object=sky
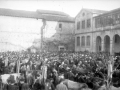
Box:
[0,0,120,17]
[0,0,120,50]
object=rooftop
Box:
[76,8,108,18]
[36,9,69,16]
[0,8,74,22]
[94,7,120,18]
[83,8,108,14]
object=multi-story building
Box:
[75,8,107,52]
[94,8,120,55]
[75,7,120,55]
[32,10,74,52]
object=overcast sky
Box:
[0,0,120,49]
[0,0,120,17]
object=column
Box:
[75,37,77,51]
[110,40,114,55]
[91,36,94,52]
[93,41,96,52]
[101,40,104,52]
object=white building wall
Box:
[0,15,42,51]
[55,22,74,39]
[75,9,94,52]
[52,22,75,51]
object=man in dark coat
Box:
[0,58,5,74]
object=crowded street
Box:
[0,0,120,90]
[0,51,120,90]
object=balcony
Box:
[113,24,120,29]
[103,26,114,31]
[95,27,104,31]
[95,23,120,31]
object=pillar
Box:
[101,40,104,52]
[94,40,97,52]
[110,40,114,55]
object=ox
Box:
[62,79,91,90]
[1,73,20,84]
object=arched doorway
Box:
[113,34,120,55]
[96,36,102,52]
[104,35,110,53]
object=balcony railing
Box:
[95,23,120,31]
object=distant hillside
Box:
[0,42,25,52]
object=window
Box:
[118,14,120,18]
[102,17,107,27]
[114,13,120,24]
[107,15,114,26]
[87,19,91,28]
[82,20,85,29]
[59,23,62,28]
[118,14,120,24]
[100,17,104,27]
[59,46,65,51]
[95,18,101,28]
[77,21,80,30]
[82,13,85,16]
[86,36,90,46]
[95,18,98,28]
[60,48,64,51]
[76,37,80,46]
[81,36,85,46]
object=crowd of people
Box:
[0,50,120,90]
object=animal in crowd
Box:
[1,73,20,84]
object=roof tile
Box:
[0,8,74,22]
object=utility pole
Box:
[41,19,47,84]
[41,19,46,53]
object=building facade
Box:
[94,8,120,55]
[75,8,106,52]
[75,8,120,55]
[52,21,75,51]
[0,8,74,52]
[0,8,43,51]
